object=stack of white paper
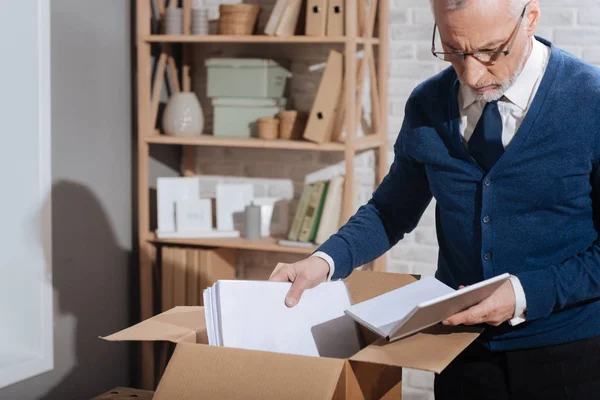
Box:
[203,280,363,358]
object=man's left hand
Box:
[443,280,516,327]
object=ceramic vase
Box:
[162,92,204,137]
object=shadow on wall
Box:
[38,181,133,399]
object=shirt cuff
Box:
[509,275,527,326]
[312,251,335,281]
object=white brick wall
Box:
[186,1,600,398]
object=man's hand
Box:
[442,280,516,327]
[268,256,330,308]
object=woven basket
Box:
[258,117,280,140]
[219,4,261,35]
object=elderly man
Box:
[270,0,600,398]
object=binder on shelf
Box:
[305,0,327,36]
[161,247,174,312]
[303,50,343,144]
[275,0,303,36]
[186,249,199,306]
[326,0,344,36]
[173,248,187,307]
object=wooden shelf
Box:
[149,234,317,255]
[144,34,380,45]
[135,0,390,389]
[145,133,384,152]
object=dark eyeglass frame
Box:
[430,2,529,63]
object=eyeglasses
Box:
[431,3,528,63]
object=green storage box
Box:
[205,58,291,98]
[212,97,287,138]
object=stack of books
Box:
[263,0,304,36]
[279,175,345,248]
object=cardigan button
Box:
[483,215,490,224]
[484,252,492,261]
[484,178,491,187]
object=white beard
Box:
[465,40,530,103]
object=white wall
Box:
[0,1,134,399]
[0,0,53,390]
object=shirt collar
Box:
[460,37,548,111]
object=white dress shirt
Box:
[313,37,550,328]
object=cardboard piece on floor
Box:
[92,387,154,400]
[102,271,482,399]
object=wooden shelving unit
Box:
[145,130,385,151]
[135,0,389,389]
[150,234,317,255]
[145,34,381,44]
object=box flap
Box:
[154,343,346,400]
[100,306,205,344]
[349,324,482,373]
[344,269,419,304]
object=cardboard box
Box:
[102,270,482,399]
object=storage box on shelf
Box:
[135,0,389,390]
[206,57,291,138]
[205,58,290,98]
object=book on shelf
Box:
[282,175,344,248]
[298,180,329,242]
[264,0,303,36]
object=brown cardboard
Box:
[103,306,205,343]
[103,271,482,399]
[350,324,482,374]
[155,343,345,400]
[92,387,154,400]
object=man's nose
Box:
[461,56,487,87]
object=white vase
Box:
[162,92,204,136]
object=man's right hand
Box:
[268,256,330,308]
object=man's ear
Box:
[525,1,540,37]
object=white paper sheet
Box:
[204,280,362,358]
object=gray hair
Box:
[430,0,529,19]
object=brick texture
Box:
[186,1,600,398]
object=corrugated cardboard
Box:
[103,270,482,399]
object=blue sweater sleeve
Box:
[515,162,600,321]
[315,114,433,280]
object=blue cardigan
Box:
[317,37,600,351]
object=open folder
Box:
[344,273,511,342]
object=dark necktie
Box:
[468,100,505,172]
